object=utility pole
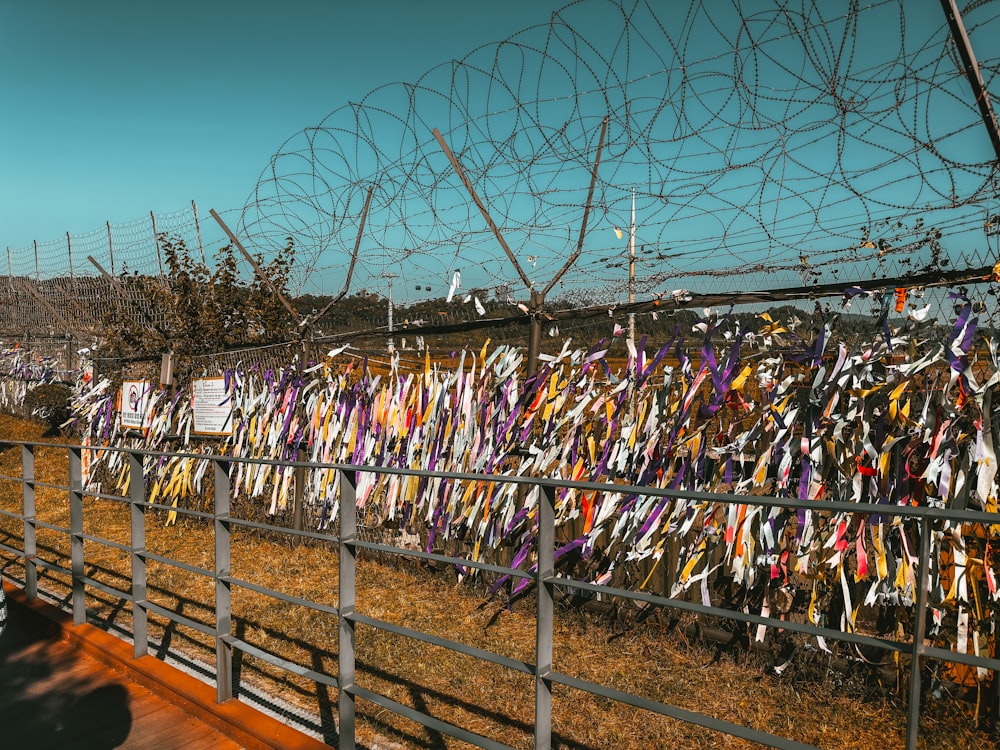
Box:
[628,188,636,348]
[383,272,398,352]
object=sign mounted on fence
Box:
[191,377,233,436]
[120,379,153,430]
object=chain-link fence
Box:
[1,203,248,340]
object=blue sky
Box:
[2,1,998,306]
[0,0,554,252]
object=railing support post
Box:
[535,484,555,750]
[338,469,358,750]
[21,445,37,599]
[214,459,233,703]
[129,452,148,658]
[906,516,932,749]
[69,445,85,625]
[292,447,306,542]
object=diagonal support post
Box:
[209,209,301,322]
[543,116,610,297]
[432,128,535,291]
[940,0,1000,162]
[308,183,375,327]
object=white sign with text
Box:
[191,377,233,435]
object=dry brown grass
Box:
[0,413,994,750]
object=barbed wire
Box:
[3,1,1000,340]
[0,204,249,338]
[240,0,1000,308]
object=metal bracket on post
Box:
[338,469,358,750]
[129,452,148,658]
[214,459,233,703]
[68,446,85,626]
[535,483,555,750]
[21,445,37,599]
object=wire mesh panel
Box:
[108,213,163,280]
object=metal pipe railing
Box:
[0,437,996,749]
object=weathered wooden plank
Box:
[0,594,244,750]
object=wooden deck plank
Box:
[2,585,332,750]
[0,601,244,749]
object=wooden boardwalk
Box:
[0,585,330,750]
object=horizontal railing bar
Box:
[254,523,337,544]
[80,574,131,603]
[77,531,131,554]
[350,685,514,750]
[140,551,214,580]
[353,540,533,581]
[14,439,1000,525]
[919,643,1000,672]
[549,670,821,750]
[553,576,910,655]
[6,436,999,750]
[350,613,535,676]
[222,515,277,534]
[220,575,340,617]
[142,599,215,636]
[221,635,339,688]
[225,515,339,544]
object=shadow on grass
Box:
[0,528,608,749]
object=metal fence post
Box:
[21,445,37,599]
[151,210,167,285]
[214,458,233,703]
[535,484,555,750]
[338,469,358,750]
[192,199,206,266]
[68,445,85,625]
[292,447,306,542]
[107,220,115,275]
[906,516,932,749]
[129,452,148,658]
